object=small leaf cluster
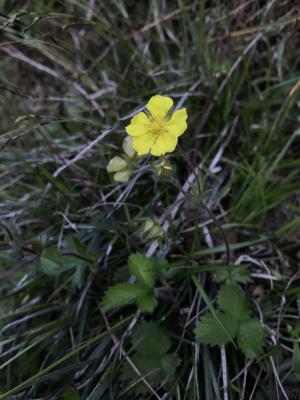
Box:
[195,284,265,358]
[215,265,251,284]
[120,322,180,395]
[102,253,157,312]
[38,235,96,289]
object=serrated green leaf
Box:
[120,322,179,396]
[129,253,155,288]
[161,353,181,374]
[195,312,238,345]
[215,266,251,284]
[39,248,78,276]
[192,275,233,341]
[61,387,80,400]
[72,265,85,289]
[101,283,144,311]
[237,318,265,358]
[120,353,161,382]
[218,284,250,319]
[66,234,85,256]
[113,264,130,283]
[215,269,230,283]
[132,322,171,356]
[232,266,251,283]
[137,292,157,312]
[120,352,180,395]
[291,322,300,338]
[293,343,300,374]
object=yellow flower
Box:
[125,95,188,156]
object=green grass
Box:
[1,0,300,399]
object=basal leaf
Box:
[237,318,265,358]
[39,257,62,276]
[215,266,251,284]
[161,353,181,375]
[232,266,251,284]
[129,253,155,288]
[62,387,80,400]
[132,322,171,356]
[293,343,300,375]
[66,234,85,256]
[38,247,78,276]
[195,312,237,345]
[291,322,300,339]
[72,265,85,289]
[120,352,180,395]
[215,269,230,283]
[121,322,179,396]
[101,283,144,311]
[218,284,250,319]
[137,292,157,312]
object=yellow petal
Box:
[146,95,173,119]
[122,137,135,157]
[113,170,131,182]
[150,132,178,156]
[125,112,151,137]
[132,133,155,155]
[131,112,150,125]
[107,156,127,172]
[165,108,188,137]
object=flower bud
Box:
[143,219,164,239]
[107,156,127,172]
[113,170,131,182]
[122,137,136,158]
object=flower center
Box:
[151,119,167,138]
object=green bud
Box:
[122,137,135,158]
[143,219,164,239]
[113,170,131,182]
[107,156,127,172]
